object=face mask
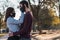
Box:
[20,6,25,12]
[10,13,15,17]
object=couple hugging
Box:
[5,1,33,40]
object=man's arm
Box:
[7,13,24,25]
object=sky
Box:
[0,0,22,20]
[0,0,38,20]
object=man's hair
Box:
[20,1,29,8]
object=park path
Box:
[0,30,60,40]
[0,34,9,40]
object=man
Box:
[10,1,33,40]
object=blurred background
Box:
[0,0,60,35]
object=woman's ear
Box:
[10,13,13,15]
[24,4,26,8]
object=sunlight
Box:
[14,9,21,20]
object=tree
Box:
[27,0,59,34]
[0,12,4,33]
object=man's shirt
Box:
[13,11,32,38]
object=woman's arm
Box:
[7,13,24,25]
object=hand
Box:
[9,33,13,37]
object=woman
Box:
[5,7,24,40]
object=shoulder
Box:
[25,12,32,19]
[26,11,31,16]
[7,17,14,22]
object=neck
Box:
[10,16,14,18]
[25,7,28,12]
[25,7,29,13]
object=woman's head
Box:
[5,7,15,22]
[19,1,29,12]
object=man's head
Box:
[19,1,29,12]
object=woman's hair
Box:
[5,7,14,22]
